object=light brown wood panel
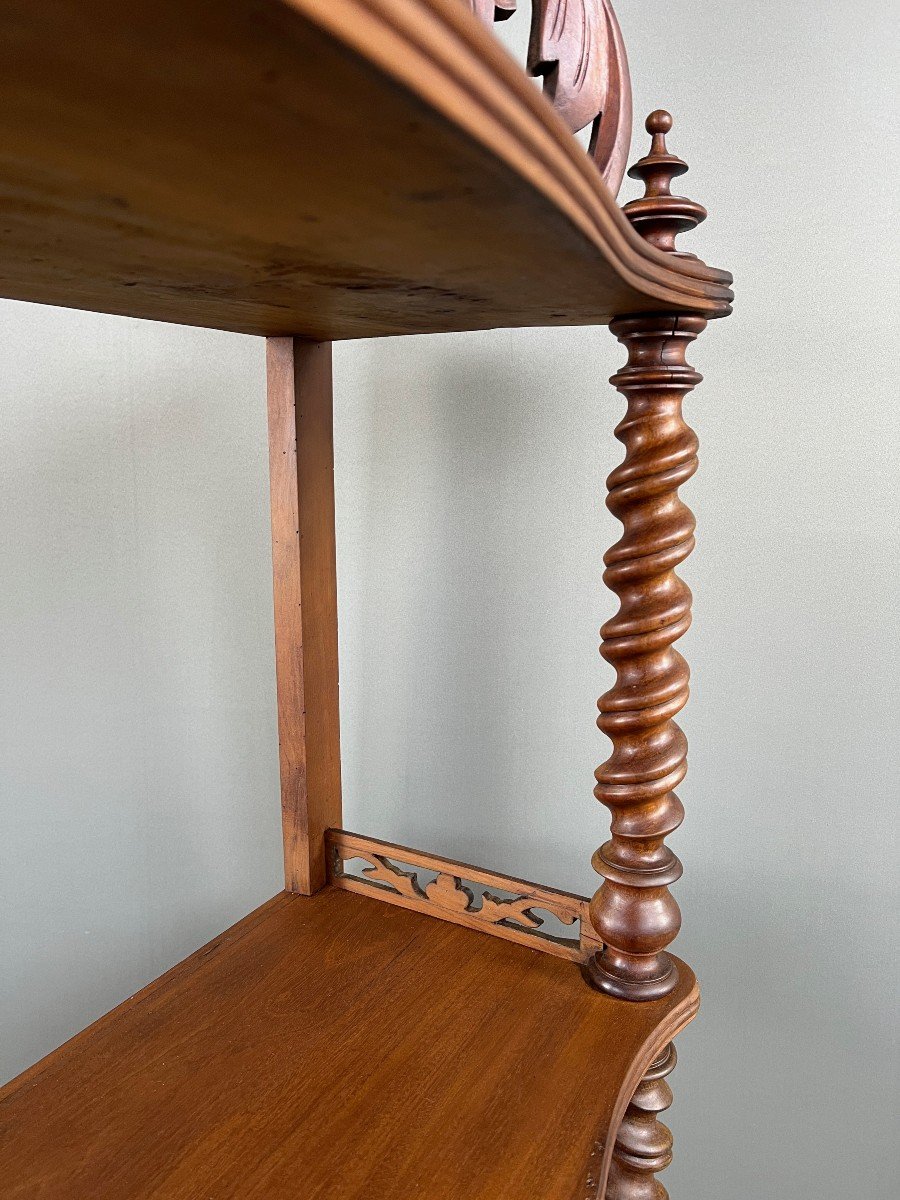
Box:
[267,339,341,893]
[0,0,732,339]
[0,888,699,1200]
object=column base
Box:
[584,951,680,1002]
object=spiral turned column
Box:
[587,111,710,1000]
[606,1044,678,1200]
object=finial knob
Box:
[623,110,707,258]
[646,108,673,138]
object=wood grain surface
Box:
[0,0,732,338]
[0,888,698,1199]
[267,339,341,893]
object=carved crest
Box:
[466,0,632,194]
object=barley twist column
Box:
[587,111,709,1000]
[606,1044,678,1200]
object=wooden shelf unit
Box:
[0,2,733,1197]
[0,0,731,339]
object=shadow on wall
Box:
[331,322,900,1200]
[334,326,621,894]
[670,872,898,1197]
[0,302,281,1085]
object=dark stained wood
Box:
[0,888,698,1200]
[328,829,601,961]
[604,1043,678,1200]
[267,339,341,894]
[0,0,731,339]
[588,114,711,1000]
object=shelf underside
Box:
[0,887,698,1200]
[0,0,732,339]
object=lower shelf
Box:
[0,887,698,1199]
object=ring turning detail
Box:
[588,112,711,1001]
[605,1044,678,1199]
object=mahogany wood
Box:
[468,1,633,196]
[0,0,731,338]
[622,112,708,259]
[0,888,699,1200]
[328,829,601,961]
[588,113,710,1000]
[605,1044,678,1200]
[266,339,341,894]
[0,0,734,1191]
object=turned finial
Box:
[623,110,707,257]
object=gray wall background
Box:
[1,1,897,1196]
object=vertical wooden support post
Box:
[606,1044,677,1199]
[266,338,341,894]
[587,311,703,1000]
[588,112,710,1000]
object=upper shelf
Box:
[0,0,732,339]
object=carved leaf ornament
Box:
[466,0,632,195]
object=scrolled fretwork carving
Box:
[465,0,632,194]
[605,1043,677,1200]
[423,871,475,911]
[468,0,517,21]
[587,112,711,1001]
[327,830,599,961]
[357,853,422,901]
[478,891,543,928]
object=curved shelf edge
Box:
[0,889,702,1200]
[296,0,733,315]
[586,956,700,1198]
[0,0,731,338]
